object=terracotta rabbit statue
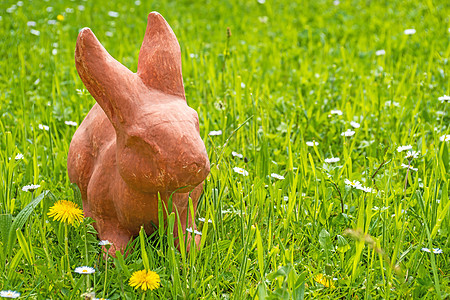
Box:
[68,12,210,255]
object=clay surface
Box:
[68,12,210,254]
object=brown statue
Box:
[68,12,210,254]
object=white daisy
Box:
[65,121,77,126]
[233,167,249,176]
[240,82,246,88]
[258,16,269,23]
[421,248,443,254]
[375,49,386,56]
[360,186,375,193]
[384,100,400,107]
[232,151,243,158]
[401,164,418,171]
[22,184,40,192]
[372,206,389,212]
[107,11,119,17]
[438,95,450,103]
[30,29,40,36]
[98,240,112,246]
[306,141,319,146]
[345,179,362,189]
[341,129,355,137]
[440,135,450,142]
[324,157,340,163]
[198,217,213,223]
[76,89,88,95]
[27,21,36,27]
[330,110,343,116]
[208,130,222,136]
[77,5,85,11]
[186,227,202,235]
[397,145,412,152]
[48,20,57,25]
[0,290,21,298]
[38,124,49,131]
[404,29,416,35]
[74,266,95,274]
[15,153,24,160]
[270,173,285,180]
[405,151,419,159]
[350,121,360,128]
[6,6,16,13]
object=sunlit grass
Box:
[1,0,449,298]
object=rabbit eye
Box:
[124,134,160,155]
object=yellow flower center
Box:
[314,274,335,288]
[129,270,161,291]
[47,200,84,225]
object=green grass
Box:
[1,0,450,298]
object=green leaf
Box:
[257,283,267,300]
[431,199,450,238]
[267,264,292,281]
[6,249,23,282]
[139,226,150,270]
[70,183,83,208]
[256,225,265,281]
[69,275,85,298]
[16,229,34,265]
[0,214,12,245]
[158,193,164,241]
[441,142,449,172]
[114,251,130,278]
[6,190,48,256]
[319,228,332,252]
[271,287,290,300]
[293,271,307,300]
[336,235,350,253]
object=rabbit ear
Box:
[75,28,138,126]
[137,12,186,100]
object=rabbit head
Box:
[75,12,210,193]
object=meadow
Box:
[1,0,450,298]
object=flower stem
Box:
[141,292,146,300]
[84,222,91,290]
[103,252,109,298]
[64,223,74,284]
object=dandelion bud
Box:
[227,27,232,37]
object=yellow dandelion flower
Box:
[47,200,83,225]
[57,14,64,21]
[314,274,335,288]
[129,270,160,291]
